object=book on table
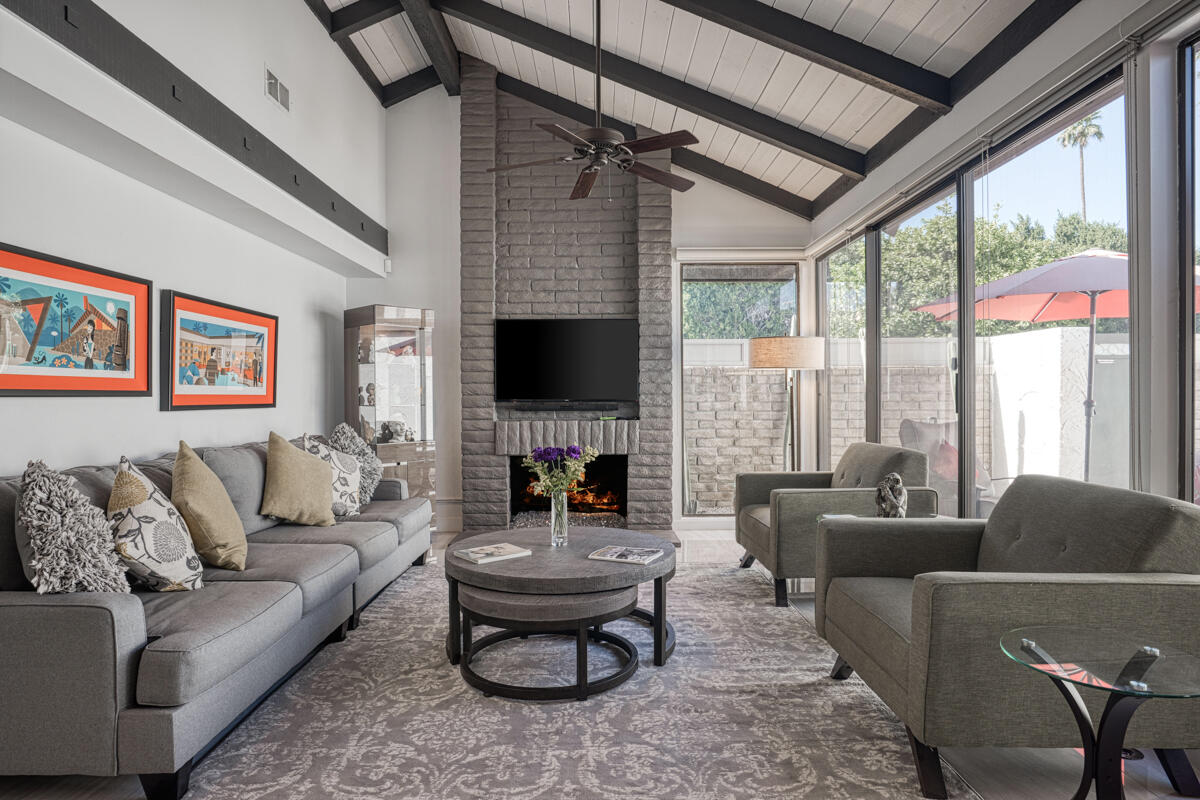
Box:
[587,545,664,565]
[453,543,532,564]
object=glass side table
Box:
[1001,626,1200,800]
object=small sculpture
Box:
[377,422,395,443]
[876,472,908,518]
[366,382,376,406]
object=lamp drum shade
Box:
[748,336,826,370]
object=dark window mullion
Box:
[1180,39,1197,502]
[956,169,977,518]
[865,227,882,443]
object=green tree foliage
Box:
[826,203,1128,339]
[681,279,795,339]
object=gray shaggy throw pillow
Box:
[329,422,382,505]
[18,461,129,594]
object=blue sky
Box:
[899,97,1127,234]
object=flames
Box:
[519,472,622,514]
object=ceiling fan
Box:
[486,0,699,200]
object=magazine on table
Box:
[453,543,532,564]
[587,545,664,565]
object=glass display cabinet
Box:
[344,305,435,521]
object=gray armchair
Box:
[735,442,936,606]
[815,474,1200,798]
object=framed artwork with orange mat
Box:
[161,290,277,411]
[0,242,152,397]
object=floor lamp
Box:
[749,336,826,472]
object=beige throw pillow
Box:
[260,431,335,526]
[172,441,248,570]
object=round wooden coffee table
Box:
[444,528,677,698]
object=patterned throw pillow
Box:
[17,461,130,594]
[303,435,362,517]
[328,422,382,505]
[108,457,204,591]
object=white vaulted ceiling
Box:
[323,0,1041,213]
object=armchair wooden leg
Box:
[774,578,788,607]
[830,655,854,680]
[139,759,192,800]
[906,727,948,799]
[1155,749,1200,796]
[739,552,756,568]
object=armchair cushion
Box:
[831,442,928,489]
[738,505,771,555]
[826,577,913,688]
[978,475,1200,574]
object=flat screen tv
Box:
[495,319,639,403]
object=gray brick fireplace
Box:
[458,56,673,534]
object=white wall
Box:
[94,0,387,222]
[347,89,464,528]
[672,169,811,249]
[0,117,345,474]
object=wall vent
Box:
[265,68,290,111]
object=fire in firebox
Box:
[509,455,627,517]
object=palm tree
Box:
[0,277,11,298]
[1057,112,1103,223]
[53,293,69,343]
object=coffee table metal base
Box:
[461,627,639,701]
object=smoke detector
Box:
[265,67,290,111]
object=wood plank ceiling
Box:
[310,0,1085,219]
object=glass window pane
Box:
[881,191,961,514]
[973,89,1129,515]
[821,238,867,467]
[681,264,797,515]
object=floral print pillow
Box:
[107,457,204,591]
[303,435,362,518]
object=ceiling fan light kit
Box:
[486,0,698,199]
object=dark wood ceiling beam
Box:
[301,0,384,102]
[655,0,950,113]
[496,75,813,219]
[433,0,865,179]
[400,0,461,95]
[330,0,405,41]
[812,0,1088,217]
[382,66,442,107]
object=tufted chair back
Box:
[831,442,928,491]
[977,475,1200,574]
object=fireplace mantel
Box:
[494,419,640,456]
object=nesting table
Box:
[444,528,676,700]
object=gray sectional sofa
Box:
[0,439,432,800]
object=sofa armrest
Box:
[908,572,1200,747]
[373,478,409,501]
[0,592,147,775]
[814,517,984,637]
[735,471,833,513]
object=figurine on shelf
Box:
[377,422,395,444]
[358,339,373,364]
[366,383,376,406]
[359,416,376,444]
[357,386,366,407]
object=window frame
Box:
[1179,33,1198,502]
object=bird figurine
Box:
[876,472,908,518]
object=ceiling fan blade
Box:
[623,130,700,154]
[537,123,594,149]
[626,161,695,192]
[569,169,599,200]
[487,156,579,173]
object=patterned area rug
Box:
[189,564,980,799]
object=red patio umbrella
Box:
[914,249,1137,481]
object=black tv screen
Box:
[495,319,639,402]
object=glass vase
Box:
[550,491,569,547]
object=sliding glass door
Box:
[879,189,961,513]
[819,237,867,467]
[971,87,1129,513]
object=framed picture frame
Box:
[160,290,278,411]
[0,242,152,396]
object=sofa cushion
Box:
[202,542,357,613]
[737,504,771,554]
[137,580,301,706]
[199,442,275,534]
[351,498,432,543]
[978,475,1200,574]
[825,577,913,688]
[831,442,928,490]
[250,521,397,571]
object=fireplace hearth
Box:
[509,455,628,521]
